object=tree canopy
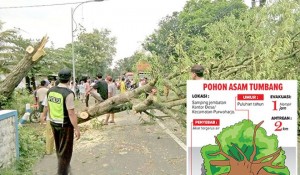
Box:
[201,120,289,175]
[139,0,300,121]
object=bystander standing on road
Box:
[78,81,85,103]
[45,68,80,175]
[84,79,91,107]
[90,73,108,103]
[36,80,48,114]
[40,96,54,155]
[120,77,126,93]
[104,76,117,125]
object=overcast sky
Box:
[0,0,252,66]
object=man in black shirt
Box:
[90,73,108,102]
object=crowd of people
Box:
[32,70,152,175]
[34,75,150,109]
[31,64,204,175]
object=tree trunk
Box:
[78,79,157,123]
[78,81,187,124]
[251,0,256,8]
[0,36,48,106]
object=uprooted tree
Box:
[201,120,290,175]
[0,0,299,126]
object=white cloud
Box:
[0,0,252,65]
[0,0,187,64]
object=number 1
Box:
[272,101,277,111]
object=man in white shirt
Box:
[36,80,48,113]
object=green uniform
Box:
[47,86,74,175]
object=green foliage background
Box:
[0,0,299,174]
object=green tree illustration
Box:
[201,120,290,175]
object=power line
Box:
[0,1,91,10]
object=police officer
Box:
[46,68,80,175]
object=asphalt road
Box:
[33,111,186,175]
[32,106,300,175]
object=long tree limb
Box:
[231,143,247,160]
[250,121,264,162]
[163,80,185,98]
[143,111,169,120]
[257,169,280,175]
[133,98,186,113]
[212,42,247,70]
[274,49,300,62]
[210,160,230,166]
[153,102,186,126]
[209,136,235,161]
[78,78,157,123]
[254,147,282,164]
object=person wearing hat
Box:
[191,64,205,80]
[45,68,80,175]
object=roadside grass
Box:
[0,90,45,175]
[0,124,45,175]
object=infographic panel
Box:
[187,80,297,175]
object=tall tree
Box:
[0,21,32,74]
[137,0,300,126]
[74,29,116,78]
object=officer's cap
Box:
[58,68,71,81]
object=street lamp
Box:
[71,0,104,92]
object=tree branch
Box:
[133,97,186,113]
[231,143,247,160]
[212,42,247,70]
[221,66,247,78]
[254,147,282,164]
[78,78,157,123]
[209,136,235,161]
[250,121,264,162]
[209,160,230,166]
[153,102,186,126]
[163,80,185,98]
[291,31,300,40]
[167,69,188,80]
[274,49,300,62]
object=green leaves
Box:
[201,120,290,175]
[0,21,32,74]
[74,29,116,77]
[34,28,117,78]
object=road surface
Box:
[33,111,186,175]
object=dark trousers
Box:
[38,101,44,113]
[51,124,74,175]
[85,94,89,107]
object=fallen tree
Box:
[0,36,48,106]
[0,35,187,126]
[78,77,187,126]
